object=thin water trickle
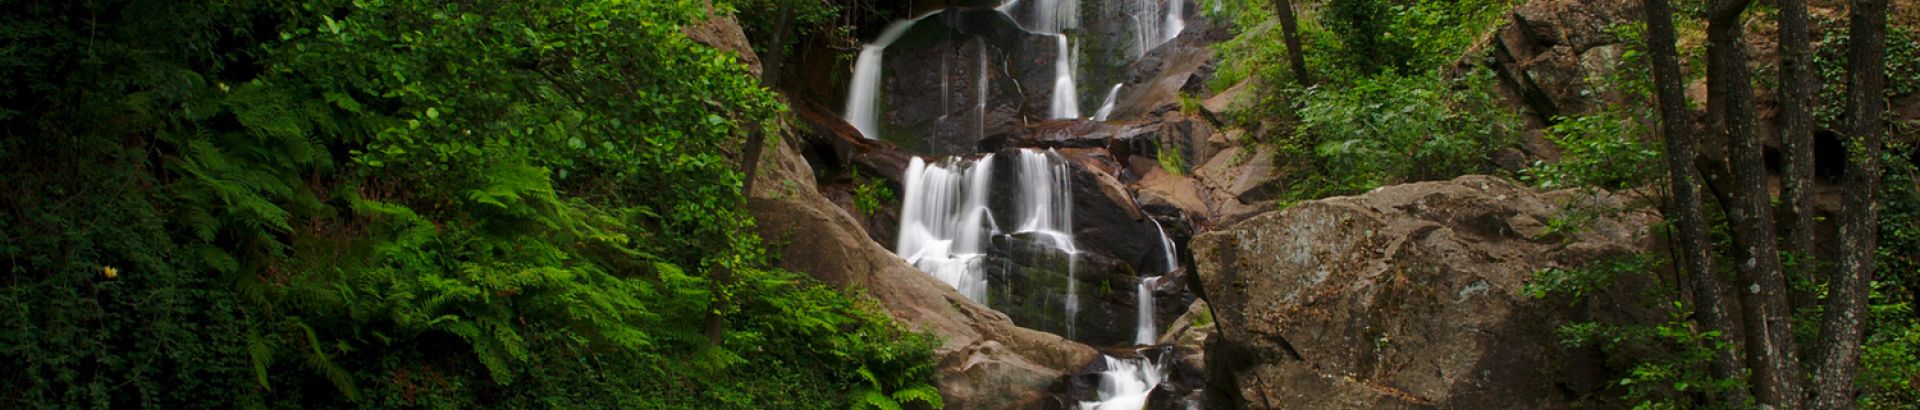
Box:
[1094,84,1124,121]
[1136,277,1158,345]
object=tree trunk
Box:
[1777,0,1818,312]
[760,0,796,87]
[1708,0,1805,406]
[1271,0,1311,86]
[1812,0,1888,408]
[1645,0,1750,403]
[709,0,794,346]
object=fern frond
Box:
[849,388,902,410]
[889,385,943,408]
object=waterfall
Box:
[1135,277,1159,345]
[1164,0,1186,43]
[1133,0,1161,58]
[896,155,1000,301]
[1050,34,1081,119]
[894,149,1079,315]
[1012,149,1080,337]
[977,40,990,143]
[1133,0,1188,58]
[844,18,926,139]
[1078,354,1169,410]
[1150,218,1178,273]
[1093,84,1123,121]
[999,0,1080,34]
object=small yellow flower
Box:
[103,266,118,279]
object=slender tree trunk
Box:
[1777,0,1819,312]
[1708,0,1805,406]
[709,0,794,347]
[1645,0,1750,403]
[1812,0,1888,407]
[1271,0,1311,86]
[761,0,796,87]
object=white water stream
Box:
[1077,354,1168,410]
[896,155,1000,301]
[1094,84,1124,121]
[845,17,928,139]
[1050,34,1082,119]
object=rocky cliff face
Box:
[1192,176,1660,409]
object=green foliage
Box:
[1861,144,1920,408]
[1521,112,1664,190]
[1322,0,1409,74]
[1555,311,1748,410]
[1527,254,1657,300]
[851,170,894,217]
[731,0,844,65]
[1282,69,1520,200]
[1528,255,1750,409]
[1810,19,1920,130]
[1158,147,1188,177]
[0,0,935,407]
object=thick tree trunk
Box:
[1271,0,1310,86]
[1644,0,1750,403]
[1812,1,1888,408]
[1777,0,1819,312]
[1708,0,1804,406]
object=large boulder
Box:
[1192,175,1659,409]
[1473,0,1639,120]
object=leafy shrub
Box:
[0,0,937,408]
[1528,255,1750,409]
[1522,112,1663,190]
[852,169,894,216]
[1158,147,1188,176]
[1282,69,1520,200]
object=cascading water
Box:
[1135,277,1158,345]
[1151,218,1178,273]
[1011,149,1080,337]
[893,150,1079,306]
[896,155,1000,301]
[854,4,1195,407]
[1164,0,1186,43]
[1050,34,1082,119]
[998,0,1080,34]
[1133,0,1162,58]
[1133,0,1188,57]
[1078,354,1168,410]
[845,18,926,139]
[1094,84,1124,121]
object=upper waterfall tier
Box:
[839,1,1192,156]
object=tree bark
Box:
[1644,0,1750,403]
[1708,0,1804,406]
[1776,0,1818,311]
[1812,0,1888,408]
[1271,0,1311,86]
